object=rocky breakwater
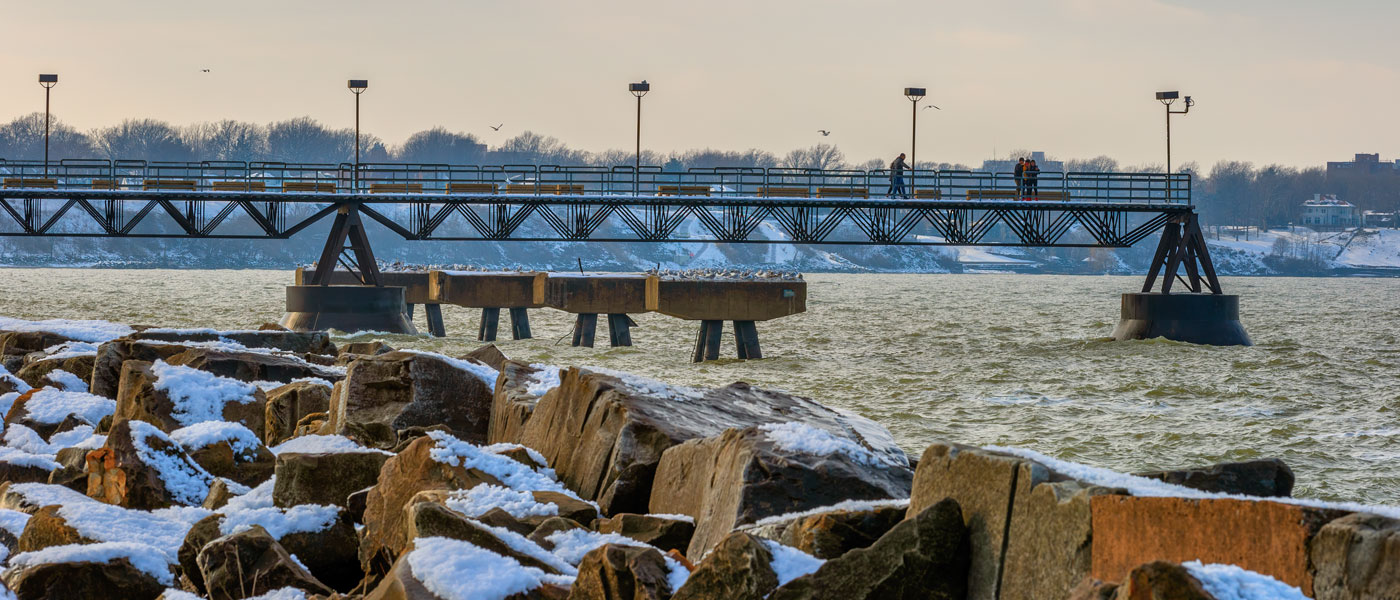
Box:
[0,314,1391,599]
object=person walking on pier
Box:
[1014,158,1026,200]
[888,153,911,199]
[1025,159,1041,200]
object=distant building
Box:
[981,151,1065,174]
[1363,210,1398,228]
[1326,153,1400,176]
[1301,194,1359,228]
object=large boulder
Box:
[128,329,335,355]
[0,365,29,396]
[671,532,777,600]
[165,346,342,386]
[15,354,95,390]
[1110,561,1214,600]
[754,504,907,560]
[16,505,95,552]
[404,500,565,575]
[86,419,213,509]
[196,524,334,600]
[1134,458,1294,498]
[1308,512,1400,600]
[46,447,90,491]
[570,543,675,600]
[273,449,391,509]
[595,514,695,555]
[328,351,497,448]
[767,499,971,600]
[489,361,553,446]
[90,339,194,399]
[517,368,909,517]
[650,426,912,558]
[263,381,333,446]
[114,359,267,439]
[180,507,361,595]
[358,435,504,577]
[365,536,570,600]
[0,331,77,359]
[3,387,115,439]
[4,544,170,600]
[172,421,276,487]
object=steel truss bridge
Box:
[0,160,1222,295]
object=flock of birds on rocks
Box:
[302,261,803,280]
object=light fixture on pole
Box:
[38,74,58,177]
[1155,91,1194,174]
[348,79,369,191]
[629,81,650,195]
[904,87,925,192]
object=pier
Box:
[0,159,1249,354]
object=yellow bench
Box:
[3,178,57,189]
[504,183,585,195]
[966,189,1019,200]
[282,182,337,193]
[211,181,267,192]
[447,182,499,194]
[1023,190,1071,202]
[913,189,942,199]
[657,185,712,197]
[816,187,869,199]
[142,179,196,191]
[758,187,810,198]
[90,180,119,190]
[369,183,424,194]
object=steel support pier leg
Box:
[425,304,446,338]
[509,307,532,340]
[607,313,633,347]
[478,307,500,342]
[692,320,723,362]
[733,320,762,359]
[573,314,598,348]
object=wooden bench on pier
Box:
[816,187,869,199]
[142,179,197,191]
[211,181,267,192]
[369,183,424,194]
[913,189,942,199]
[282,181,337,193]
[966,189,1019,201]
[504,183,585,195]
[90,180,118,190]
[657,185,712,197]
[3,178,58,189]
[758,186,810,198]
[447,182,499,194]
[1024,190,1071,202]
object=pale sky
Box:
[2,0,1396,169]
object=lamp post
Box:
[1155,91,1194,174]
[38,74,58,177]
[348,79,369,191]
[629,81,650,195]
[904,87,925,192]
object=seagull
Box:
[201,69,211,73]
[924,104,941,110]
[817,130,831,136]
[489,124,503,131]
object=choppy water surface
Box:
[0,269,1395,504]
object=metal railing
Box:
[0,159,1192,205]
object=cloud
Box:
[1061,0,1204,21]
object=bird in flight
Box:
[817,130,831,136]
[201,69,211,73]
[924,104,941,110]
[489,124,503,131]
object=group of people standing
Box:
[1014,157,1040,199]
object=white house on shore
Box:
[1301,194,1359,228]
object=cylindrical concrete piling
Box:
[1111,292,1251,346]
[282,285,417,334]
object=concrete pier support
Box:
[282,285,417,334]
[1111,292,1251,346]
[692,320,764,362]
[572,314,598,347]
[607,313,634,347]
[424,304,445,338]
[509,307,532,340]
[479,307,500,342]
